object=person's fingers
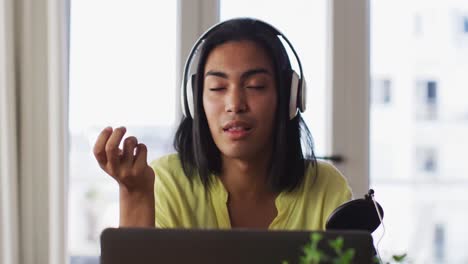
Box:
[133,143,148,172]
[93,126,113,166]
[105,126,127,174]
[122,136,138,167]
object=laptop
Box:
[100,228,374,264]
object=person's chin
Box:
[220,147,257,161]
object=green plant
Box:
[299,233,327,264]
[282,233,355,264]
[282,233,409,264]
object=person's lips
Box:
[222,120,253,140]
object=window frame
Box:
[9,0,70,263]
[328,0,370,197]
[0,0,19,263]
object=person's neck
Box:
[219,154,274,201]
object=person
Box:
[93,18,352,230]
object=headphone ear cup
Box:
[186,74,196,118]
[289,71,300,120]
[299,77,306,112]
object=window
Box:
[463,16,468,33]
[426,81,437,104]
[68,1,177,262]
[434,223,445,262]
[371,78,392,105]
[414,14,423,36]
[415,147,438,173]
[415,80,438,120]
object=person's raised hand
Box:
[93,126,155,227]
[93,126,155,193]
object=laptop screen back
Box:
[100,228,374,264]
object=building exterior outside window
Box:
[370,1,468,263]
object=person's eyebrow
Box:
[240,68,271,80]
[204,70,228,79]
[204,68,271,80]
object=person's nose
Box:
[225,86,248,114]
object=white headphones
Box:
[181,18,307,120]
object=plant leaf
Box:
[329,237,344,254]
[311,232,323,243]
[341,249,355,262]
[392,253,407,262]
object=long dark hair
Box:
[174,18,316,193]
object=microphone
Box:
[325,189,384,233]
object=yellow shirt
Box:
[151,154,352,230]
